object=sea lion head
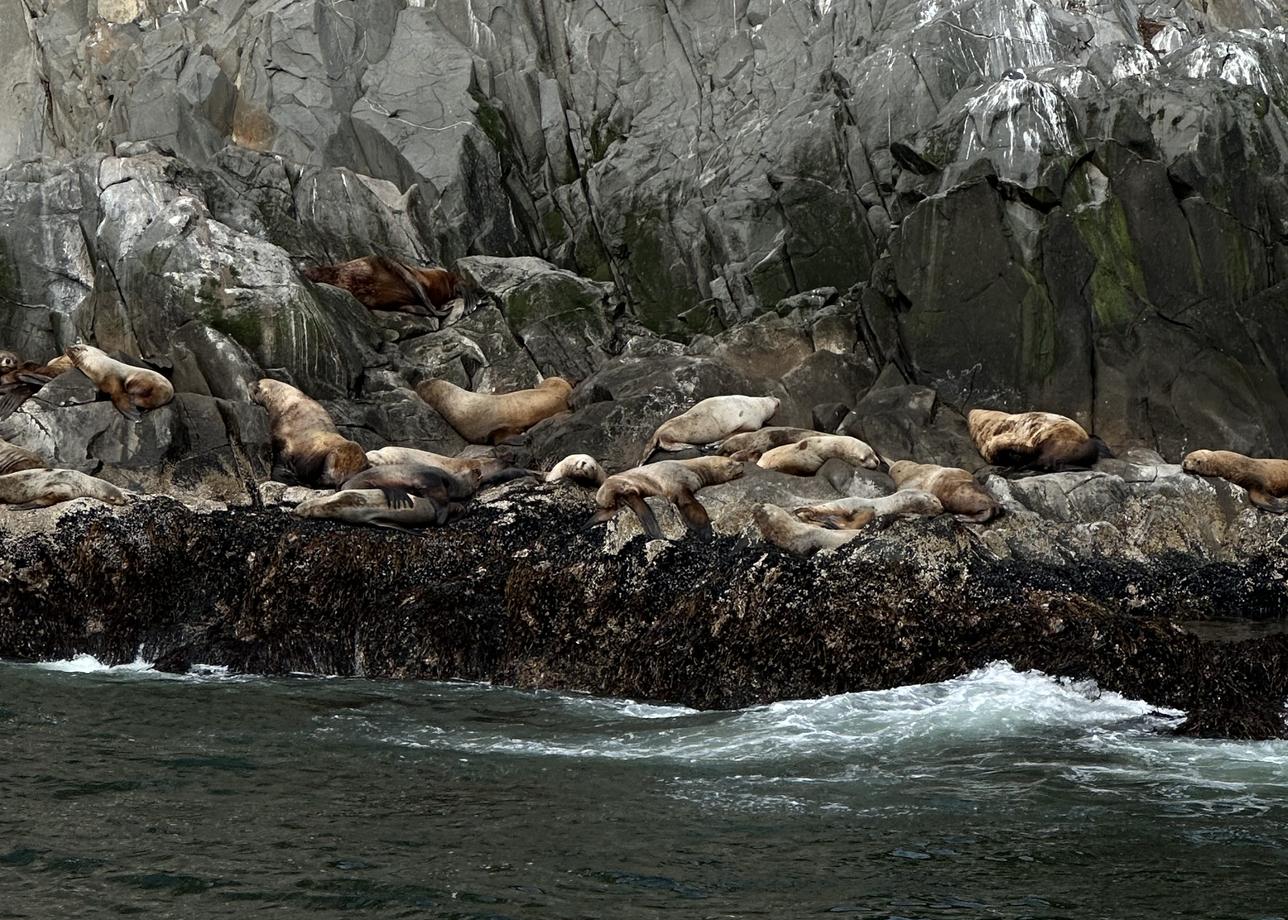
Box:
[65,343,92,366]
[538,377,574,398]
[1182,450,1226,476]
[322,440,370,489]
[704,455,746,483]
[0,350,18,372]
[887,460,916,482]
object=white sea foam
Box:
[34,653,155,674]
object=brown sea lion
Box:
[717,426,817,462]
[1182,450,1288,512]
[889,460,999,523]
[588,456,745,541]
[416,377,573,444]
[545,453,608,486]
[0,437,46,476]
[340,461,530,510]
[640,395,780,464]
[0,353,75,419]
[968,409,1112,471]
[66,345,174,421]
[794,490,943,530]
[757,435,880,476]
[754,504,864,556]
[0,469,129,508]
[293,489,451,532]
[302,255,475,317]
[250,378,369,488]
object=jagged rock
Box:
[839,385,985,470]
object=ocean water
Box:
[1,658,1285,918]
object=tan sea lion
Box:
[0,437,45,476]
[250,378,369,488]
[588,456,745,540]
[889,460,999,522]
[302,255,476,317]
[416,377,572,444]
[968,408,1111,471]
[640,395,780,463]
[754,504,864,556]
[294,489,451,531]
[365,446,507,480]
[794,489,944,530]
[718,426,817,462]
[66,345,174,421]
[545,453,607,486]
[757,435,879,476]
[1182,450,1288,512]
[0,469,129,508]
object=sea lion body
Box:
[302,256,474,317]
[754,504,863,555]
[641,395,780,463]
[1182,449,1288,512]
[757,435,879,476]
[889,460,999,522]
[366,446,506,480]
[795,489,943,529]
[416,377,572,444]
[294,489,451,531]
[0,438,45,476]
[546,453,607,486]
[968,409,1110,471]
[251,378,369,488]
[590,456,744,540]
[718,426,817,462]
[341,462,478,511]
[0,469,128,508]
[67,345,174,421]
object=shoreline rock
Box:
[1,481,1286,740]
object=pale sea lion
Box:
[1182,449,1288,512]
[889,460,1000,522]
[757,435,879,476]
[302,255,476,317]
[416,377,572,444]
[250,378,369,488]
[0,437,45,476]
[0,469,129,508]
[718,426,817,462]
[588,456,745,540]
[968,408,1111,471]
[754,504,863,556]
[545,453,608,486]
[294,489,451,531]
[794,489,943,530]
[341,461,529,509]
[66,344,174,421]
[366,446,508,480]
[640,395,780,463]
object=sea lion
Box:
[416,377,573,444]
[366,446,509,480]
[66,345,174,421]
[0,469,129,508]
[794,489,944,530]
[968,408,1112,471]
[757,435,880,476]
[302,255,475,317]
[545,453,608,486]
[753,504,863,556]
[0,437,45,476]
[588,456,745,540]
[640,395,780,463]
[717,426,817,462]
[340,461,529,510]
[294,489,450,531]
[0,353,74,418]
[889,460,1000,522]
[1182,449,1288,512]
[250,378,369,488]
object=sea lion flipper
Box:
[15,373,52,388]
[109,392,142,422]
[1249,490,1288,514]
[380,486,414,509]
[673,489,713,540]
[624,493,666,541]
[585,506,616,530]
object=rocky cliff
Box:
[1,0,1287,485]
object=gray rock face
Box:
[2,0,1288,491]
